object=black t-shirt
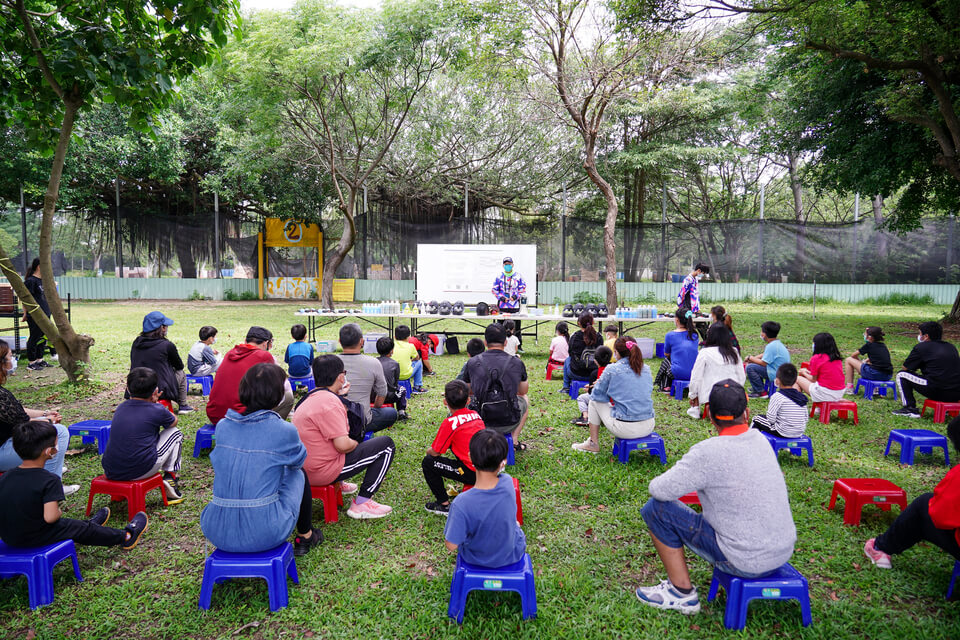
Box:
[858,341,892,375]
[102,398,177,480]
[568,330,600,377]
[903,340,960,390]
[0,385,30,449]
[24,275,51,316]
[0,467,63,546]
[462,349,527,428]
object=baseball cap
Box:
[708,379,748,425]
[503,256,513,263]
[142,311,174,332]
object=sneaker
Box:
[863,538,892,569]
[572,438,600,453]
[635,580,701,614]
[843,385,855,395]
[62,484,80,497]
[90,506,111,526]
[559,387,570,394]
[397,410,409,421]
[27,363,44,371]
[425,370,437,377]
[121,512,149,550]
[747,392,766,399]
[340,481,359,495]
[347,498,393,519]
[574,417,588,427]
[62,465,68,474]
[425,500,450,516]
[38,360,53,368]
[411,387,429,395]
[293,527,323,556]
[162,478,185,505]
[892,407,921,418]
[686,406,701,419]
[178,404,196,414]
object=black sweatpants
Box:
[335,436,395,500]
[875,492,960,561]
[23,516,127,548]
[654,357,673,390]
[895,371,960,410]
[422,455,477,503]
[297,469,313,535]
[25,314,54,361]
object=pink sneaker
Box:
[340,481,359,495]
[864,538,892,569]
[347,498,393,519]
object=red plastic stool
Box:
[810,400,858,424]
[679,492,700,506]
[921,400,960,424]
[464,477,523,524]
[828,478,907,526]
[86,474,168,520]
[310,484,345,523]
[158,399,175,414]
[546,362,563,381]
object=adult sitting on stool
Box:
[337,323,397,432]
[892,321,960,419]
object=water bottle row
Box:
[616,305,658,319]
[361,301,402,314]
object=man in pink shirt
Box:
[292,354,396,519]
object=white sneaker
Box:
[686,406,701,419]
[863,538,892,569]
[62,484,81,497]
[347,499,393,519]
[843,385,855,396]
[572,438,600,453]
[635,579,701,614]
[340,481,359,495]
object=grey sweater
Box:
[648,428,796,575]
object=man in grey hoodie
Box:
[635,379,796,615]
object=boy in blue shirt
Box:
[284,324,314,378]
[744,321,790,398]
[444,430,526,568]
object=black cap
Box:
[503,256,513,263]
[708,379,748,424]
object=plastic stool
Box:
[186,374,214,396]
[193,424,216,458]
[198,542,298,612]
[761,432,814,467]
[656,343,665,359]
[828,478,907,526]
[855,378,896,401]
[672,379,690,401]
[0,539,83,609]
[289,375,315,392]
[679,492,700,506]
[612,433,666,464]
[447,553,537,623]
[399,379,413,398]
[947,561,960,599]
[86,473,168,520]
[921,399,960,424]
[568,380,589,400]
[463,476,523,524]
[310,483,344,523]
[764,380,777,396]
[810,401,858,424]
[545,362,563,381]
[708,562,812,630]
[884,429,950,466]
[505,432,516,466]
[67,419,111,455]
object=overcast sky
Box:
[241,0,381,12]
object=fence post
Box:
[757,183,764,283]
[852,193,859,283]
[947,213,955,281]
[19,184,28,274]
[812,279,816,319]
[561,182,567,282]
[115,178,123,278]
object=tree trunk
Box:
[788,153,807,281]
[947,288,960,323]
[582,150,619,310]
[320,190,357,309]
[175,235,197,278]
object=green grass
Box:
[1,299,958,639]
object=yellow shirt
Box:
[604,336,618,362]
[392,340,417,380]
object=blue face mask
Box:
[504,264,513,274]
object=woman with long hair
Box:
[687,323,745,419]
[548,321,570,375]
[798,332,845,402]
[709,305,740,354]
[22,258,55,370]
[654,307,700,391]
[572,336,656,453]
[562,312,600,393]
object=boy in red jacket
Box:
[421,380,485,516]
[864,416,960,569]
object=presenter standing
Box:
[676,262,709,315]
[492,256,526,347]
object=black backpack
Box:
[470,356,520,427]
[295,388,367,441]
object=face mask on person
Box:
[6,356,16,374]
[504,264,513,274]
[918,334,924,343]
[212,338,216,344]
[863,333,868,342]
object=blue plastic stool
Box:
[504,432,516,466]
[612,433,666,464]
[0,539,83,609]
[764,380,777,396]
[447,553,537,624]
[855,378,896,401]
[672,379,691,401]
[193,424,216,458]
[198,542,299,612]
[67,419,111,455]
[362,431,374,442]
[568,380,589,400]
[884,429,950,466]
[186,374,214,396]
[947,561,960,599]
[761,431,814,467]
[707,562,812,630]
[656,343,665,359]
[289,375,315,392]
[399,379,413,398]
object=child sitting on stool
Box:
[749,363,809,438]
[574,346,613,427]
[375,336,408,421]
[284,324,314,379]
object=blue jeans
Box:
[0,422,69,476]
[745,363,769,394]
[411,360,423,388]
[641,497,769,578]
[860,363,891,381]
[368,406,398,432]
[562,358,593,390]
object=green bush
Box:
[572,291,604,305]
[239,291,258,301]
[223,289,238,301]
[860,292,935,306]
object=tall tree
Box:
[0,0,240,379]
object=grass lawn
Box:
[2,299,959,639]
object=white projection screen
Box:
[416,244,537,305]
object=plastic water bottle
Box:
[652,305,658,318]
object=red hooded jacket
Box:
[206,343,276,424]
[928,465,960,547]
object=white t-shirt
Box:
[504,335,521,356]
[550,335,569,361]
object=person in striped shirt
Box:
[749,363,809,438]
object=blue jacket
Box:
[590,360,655,422]
[200,409,307,552]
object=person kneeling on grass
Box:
[0,421,148,551]
[422,380,486,516]
[864,416,960,571]
[635,379,796,615]
[444,430,526,568]
[102,367,185,504]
